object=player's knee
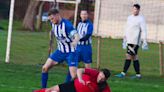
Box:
[133,55,138,60]
[126,54,132,60]
[42,66,49,72]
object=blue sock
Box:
[42,72,48,88]
[65,71,72,83]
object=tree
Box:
[23,0,40,31]
[80,0,94,12]
[36,1,45,31]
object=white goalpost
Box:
[5,0,81,63]
[5,0,15,63]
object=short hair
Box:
[48,8,59,16]
[80,9,88,13]
[101,68,111,79]
[133,4,140,10]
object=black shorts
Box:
[127,44,139,56]
[59,81,76,92]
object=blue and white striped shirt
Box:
[77,19,93,45]
[51,18,76,53]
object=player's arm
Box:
[72,31,80,46]
[80,23,93,41]
[66,20,80,47]
[69,30,80,47]
[140,17,147,42]
[140,17,148,50]
[48,22,54,55]
[48,30,54,56]
[122,18,129,49]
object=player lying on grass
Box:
[34,68,111,92]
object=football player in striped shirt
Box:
[115,4,148,79]
[65,10,93,82]
[77,10,93,68]
[41,8,80,88]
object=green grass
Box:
[0,20,164,92]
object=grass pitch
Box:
[0,20,164,92]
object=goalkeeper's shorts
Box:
[127,44,139,56]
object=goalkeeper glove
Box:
[122,37,127,49]
[142,40,148,50]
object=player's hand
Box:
[122,42,126,49]
[142,40,148,50]
[71,40,78,47]
[78,78,85,85]
[71,33,80,47]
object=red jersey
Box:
[74,68,111,92]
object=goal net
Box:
[93,0,164,75]
[94,0,164,42]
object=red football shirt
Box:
[74,68,111,92]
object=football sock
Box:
[133,60,140,74]
[123,59,131,73]
[65,70,72,82]
[42,72,48,88]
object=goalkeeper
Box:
[41,8,80,88]
[115,4,148,79]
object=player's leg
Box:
[46,85,60,92]
[69,66,77,80]
[33,85,60,92]
[65,49,79,82]
[47,81,76,92]
[123,44,138,74]
[131,45,141,78]
[133,55,140,74]
[34,81,76,92]
[65,70,72,82]
[122,53,132,74]
[67,52,78,80]
[42,58,58,88]
[42,50,64,88]
[115,44,134,78]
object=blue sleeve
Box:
[86,22,93,35]
[65,20,76,34]
[79,34,91,41]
